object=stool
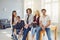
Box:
[40,26,57,40]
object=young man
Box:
[13,16,25,40]
[22,8,33,40]
[40,9,51,40]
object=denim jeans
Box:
[31,26,41,40]
[36,26,41,40]
[13,33,18,40]
[45,28,51,40]
[22,27,31,40]
[12,25,15,37]
[13,29,20,40]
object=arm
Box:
[40,21,43,28]
[39,17,45,30]
[45,20,51,28]
[40,21,45,30]
[28,14,34,26]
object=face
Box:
[16,17,20,22]
[13,12,17,16]
[42,10,46,15]
[27,10,31,15]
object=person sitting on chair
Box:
[13,16,25,40]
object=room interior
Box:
[0,0,60,40]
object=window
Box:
[40,0,59,23]
[45,0,51,3]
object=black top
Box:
[33,16,40,25]
[14,20,25,30]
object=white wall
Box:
[0,0,24,19]
[24,0,41,15]
[24,0,60,31]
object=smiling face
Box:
[12,11,17,17]
[16,16,20,22]
[27,10,31,15]
[13,12,17,16]
[42,10,46,15]
[41,9,46,15]
[26,8,32,15]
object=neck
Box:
[43,15,46,17]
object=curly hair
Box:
[26,8,32,13]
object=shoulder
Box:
[46,15,50,18]
[46,15,51,20]
[21,20,24,22]
[40,16,43,18]
[30,14,33,16]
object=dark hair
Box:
[17,16,20,19]
[26,8,32,13]
[12,10,16,24]
[41,9,46,12]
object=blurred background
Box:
[0,0,60,40]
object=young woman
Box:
[12,10,17,39]
[12,10,17,25]
[31,10,41,40]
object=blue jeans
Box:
[45,28,51,40]
[13,29,20,40]
[31,26,41,40]
[13,33,18,40]
[12,25,15,37]
[22,27,31,40]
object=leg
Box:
[22,27,31,40]
[13,33,18,40]
[36,27,41,40]
[31,27,36,40]
[45,28,51,40]
[22,28,28,40]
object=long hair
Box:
[12,10,16,24]
[35,10,40,17]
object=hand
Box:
[42,27,45,30]
[24,24,29,29]
[33,21,37,23]
[20,28,23,32]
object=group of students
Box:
[11,8,51,40]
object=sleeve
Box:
[39,16,42,22]
[22,20,25,26]
[29,14,34,25]
[24,14,27,24]
[21,20,25,28]
[47,16,51,21]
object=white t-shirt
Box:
[40,15,51,28]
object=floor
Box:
[0,28,11,40]
[0,28,60,40]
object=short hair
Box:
[41,9,46,12]
[26,8,32,13]
[17,16,20,19]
